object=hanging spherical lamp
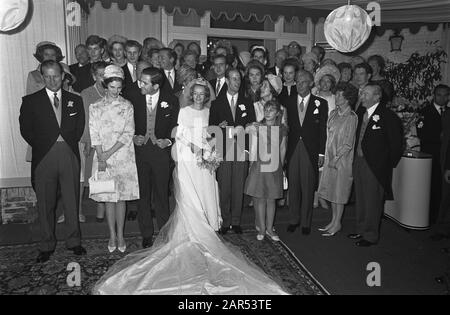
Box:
[324,2,373,53]
[0,0,29,32]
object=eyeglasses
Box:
[193,92,205,96]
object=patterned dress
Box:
[89,96,140,202]
[318,107,358,204]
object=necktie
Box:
[53,93,59,109]
[168,71,174,89]
[298,98,304,113]
[440,106,445,116]
[230,95,236,120]
[132,64,137,82]
[147,95,153,110]
[216,80,221,95]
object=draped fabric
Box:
[78,0,450,24]
[87,1,160,44]
[442,23,450,86]
[0,0,67,183]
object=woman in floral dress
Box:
[89,65,139,253]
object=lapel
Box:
[61,90,69,127]
[222,93,235,123]
[363,104,383,142]
[304,94,316,123]
[41,88,61,129]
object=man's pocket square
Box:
[372,125,381,130]
[69,112,78,116]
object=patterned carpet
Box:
[0,231,328,295]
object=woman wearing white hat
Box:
[89,65,140,253]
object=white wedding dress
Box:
[92,106,288,295]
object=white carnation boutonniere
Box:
[68,101,74,108]
[417,121,424,129]
[315,100,320,107]
[238,104,246,111]
[161,101,169,109]
[372,114,380,123]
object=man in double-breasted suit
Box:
[209,68,256,234]
[349,83,403,246]
[19,60,87,263]
[285,70,328,235]
[125,67,179,249]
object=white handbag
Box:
[89,169,115,194]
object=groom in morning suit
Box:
[125,67,179,249]
[19,60,87,263]
[349,83,403,246]
[209,68,256,234]
[286,70,328,235]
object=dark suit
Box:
[209,78,227,99]
[121,63,137,95]
[417,103,446,223]
[277,85,297,108]
[285,93,328,229]
[125,85,179,239]
[353,103,403,243]
[161,69,182,96]
[209,92,255,227]
[69,63,94,94]
[267,66,281,77]
[19,88,85,251]
[439,110,450,223]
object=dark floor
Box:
[1,190,449,295]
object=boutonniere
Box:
[372,114,380,122]
[242,112,247,118]
[238,104,246,111]
[68,101,74,108]
[161,101,169,109]
[315,100,320,107]
[313,108,319,115]
[417,121,424,129]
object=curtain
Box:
[87,1,161,44]
[441,23,450,86]
[0,0,67,182]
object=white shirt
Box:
[297,93,311,111]
[165,69,175,82]
[434,102,445,115]
[227,92,237,109]
[366,102,380,119]
[127,62,137,82]
[146,91,160,111]
[46,88,62,107]
[275,66,280,76]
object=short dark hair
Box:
[337,62,352,72]
[90,61,108,76]
[282,57,300,73]
[86,35,104,48]
[187,42,201,55]
[125,40,143,52]
[434,84,450,95]
[141,67,165,87]
[182,49,199,63]
[40,60,64,75]
[354,62,373,75]
[213,54,227,63]
[245,60,266,78]
[159,48,177,65]
[34,44,64,63]
[312,45,326,62]
[335,82,359,109]
[108,41,125,54]
[75,44,87,52]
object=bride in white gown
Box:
[92,79,288,295]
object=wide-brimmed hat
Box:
[266,74,283,95]
[314,64,341,88]
[239,51,251,67]
[104,65,124,79]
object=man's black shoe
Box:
[142,237,153,249]
[219,226,230,235]
[36,251,53,263]
[347,233,362,239]
[231,225,243,234]
[301,227,311,235]
[356,239,376,247]
[68,246,87,256]
[287,223,300,233]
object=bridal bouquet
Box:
[195,139,223,174]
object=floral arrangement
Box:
[194,140,223,175]
[387,96,421,152]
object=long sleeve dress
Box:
[318,107,358,204]
[89,96,139,202]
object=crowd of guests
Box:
[19,33,450,263]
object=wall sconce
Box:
[389,30,404,52]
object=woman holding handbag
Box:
[89,65,139,253]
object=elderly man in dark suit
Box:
[417,84,450,224]
[209,68,256,234]
[286,70,328,235]
[19,60,86,263]
[349,83,403,246]
[125,67,179,249]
